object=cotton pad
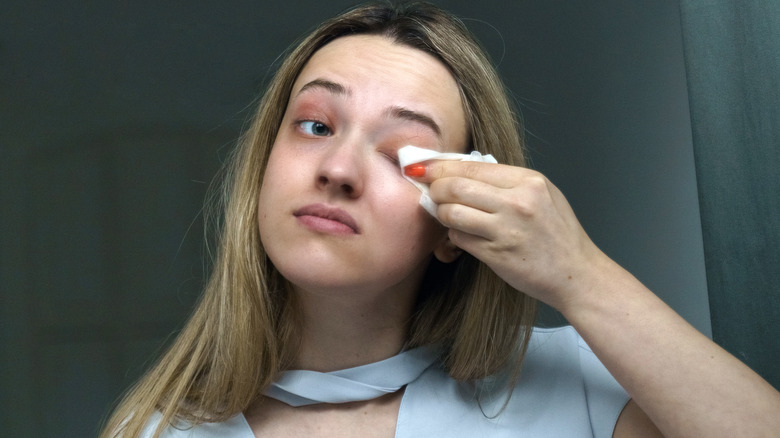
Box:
[397,145,498,219]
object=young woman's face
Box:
[258,35,467,298]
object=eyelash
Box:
[297,120,332,137]
[293,118,401,167]
[381,151,400,166]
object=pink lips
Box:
[293,203,360,235]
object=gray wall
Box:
[1,1,709,436]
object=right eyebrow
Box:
[296,78,350,97]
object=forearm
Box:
[560,254,780,437]
[417,160,780,435]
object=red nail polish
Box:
[404,164,426,177]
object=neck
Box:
[290,285,417,372]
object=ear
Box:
[433,234,462,263]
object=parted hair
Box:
[101,2,536,437]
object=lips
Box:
[293,203,360,234]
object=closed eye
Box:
[380,151,400,166]
[298,120,332,137]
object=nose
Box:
[316,139,364,198]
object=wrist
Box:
[553,250,635,324]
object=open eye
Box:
[298,120,331,137]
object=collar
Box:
[264,345,441,406]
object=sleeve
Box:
[577,334,631,438]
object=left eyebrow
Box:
[384,105,442,138]
[297,78,350,97]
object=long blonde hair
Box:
[101,2,536,437]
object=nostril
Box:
[318,175,355,196]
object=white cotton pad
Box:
[397,145,498,219]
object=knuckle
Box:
[508,193,537,217]
[449,177,474,200]
[439,203,466,228]
[430,164,445,180]
[437,203,456,225]
[463,162,482,180]
[525,172,548,193]
[489,227,523,253]
[508,172,549,216]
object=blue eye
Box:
[299,120,331,136]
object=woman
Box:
[101,2,780,437]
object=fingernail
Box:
[404,163,426,178]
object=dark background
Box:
[4,1,776,436]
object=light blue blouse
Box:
[142,326,629,437]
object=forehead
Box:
[291,35,468,151]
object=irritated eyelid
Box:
[382,152,400,165]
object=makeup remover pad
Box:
[398,145,498,219]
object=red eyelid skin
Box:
[290,97,334,128]
[289,96,442,154]
[377,149,400,165]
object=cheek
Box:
[257,148,292,227]
[373,175,421,218]
[375,181,446,246]
[257,165,277,209]
[259,145,297,199]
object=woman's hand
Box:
[412,159,607,311]
[408,159,780,438]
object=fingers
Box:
[446,226,493,257]
[417,161,553,216]
[407,160,554,241]
[405,160,570,257]
[405,159,600,305]
[436,202,497,240]
[431,176,507,215]
[406,160,521,189]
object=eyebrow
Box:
[296,78,442,139]
[297,79,350,97]
[384,105,442,138]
